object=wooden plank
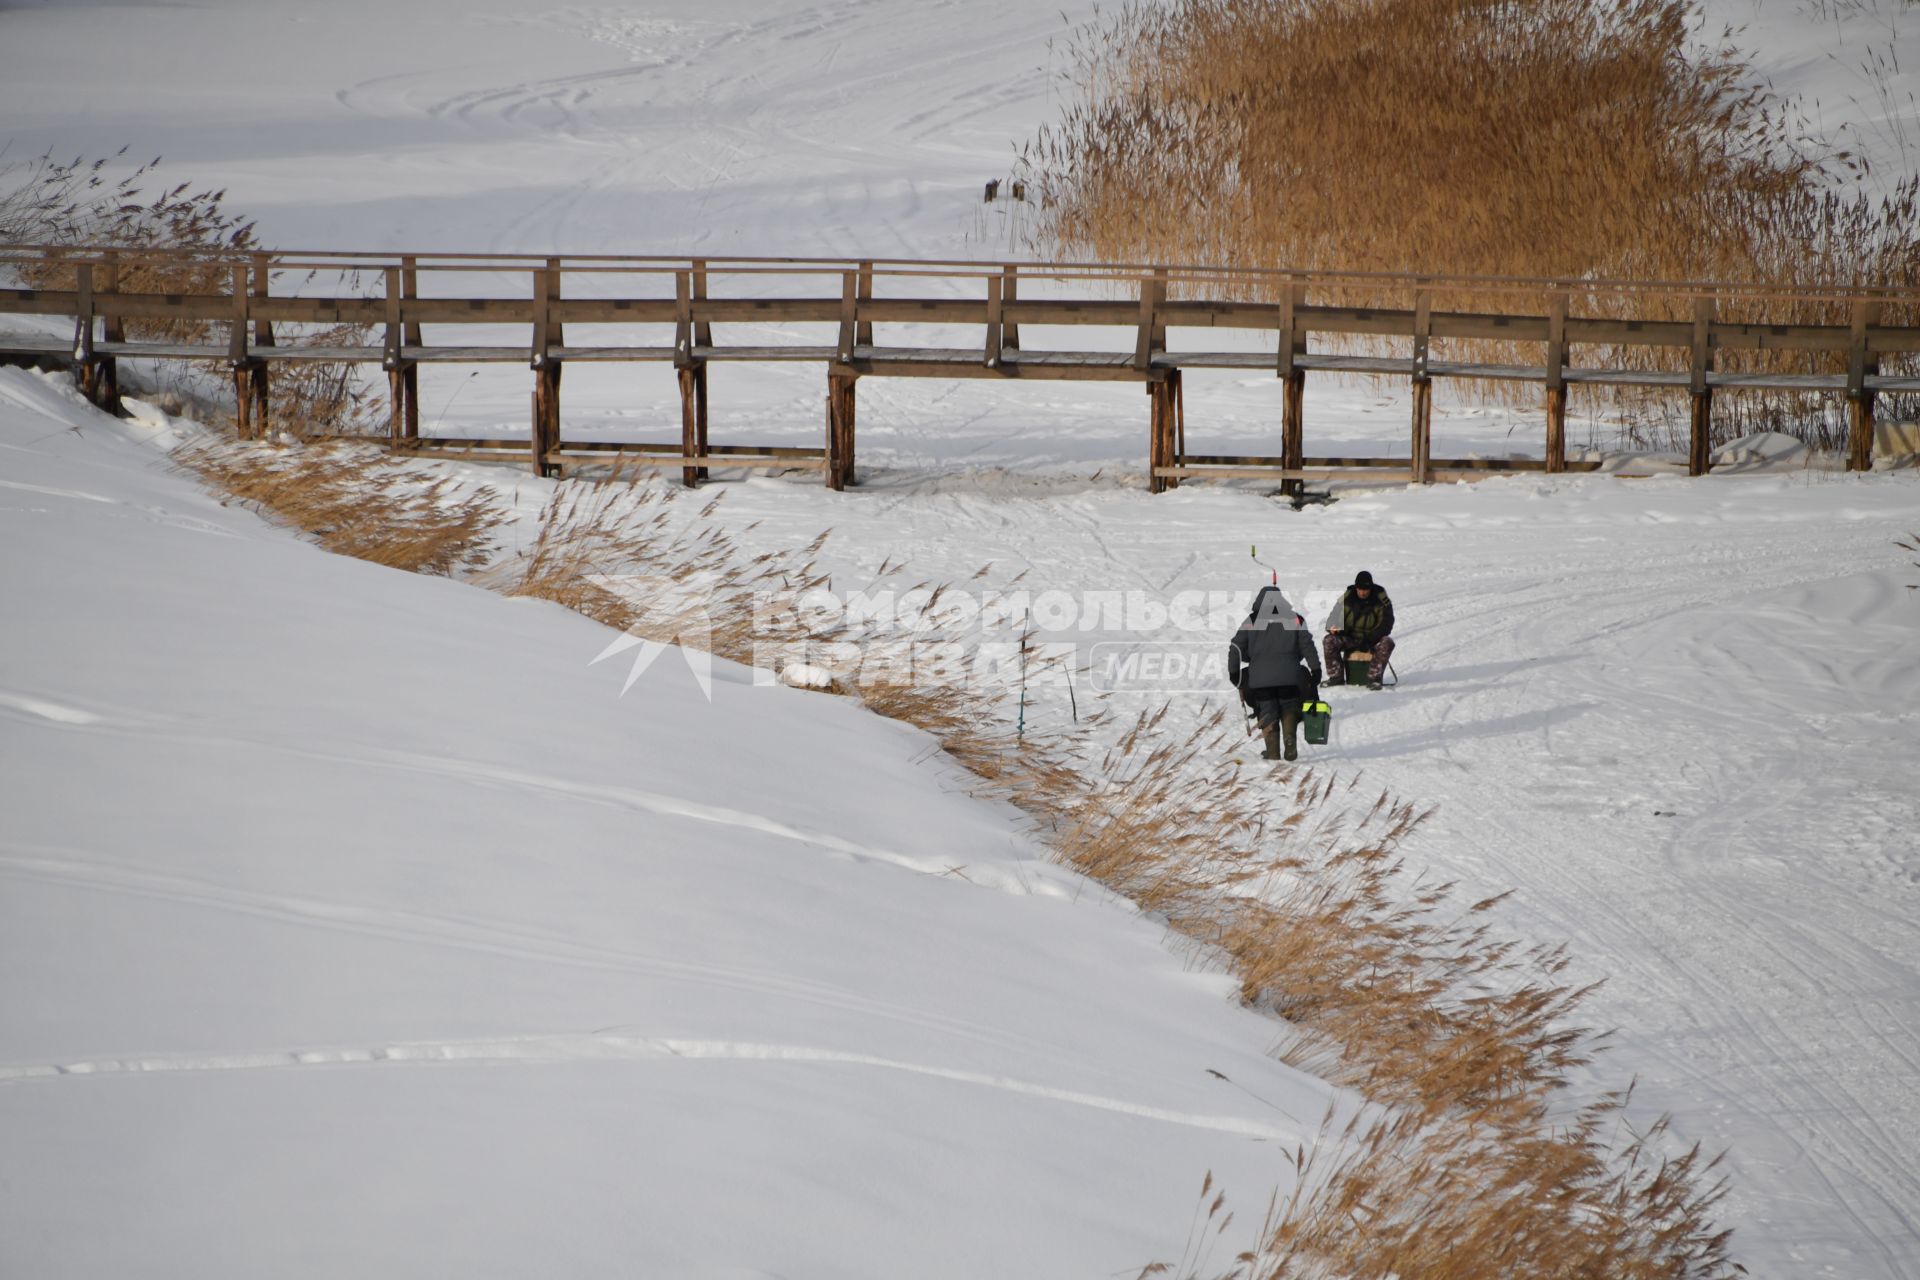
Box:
[983,273,1003,369]
[1001,266,1020,353]
[826,371,857,490]
[405,438,824,458]
[1276,284,1299,379]
[856,298,988,324]
[1134,270,1163,372]
[1712,320,1852,352]
[1184,454,1599,472]
[674,269,693,368]
[691,260,714,347]
[1566,316,1696,347]
[838,272,858,365]
[1410,289,1431,381]
[696,344,839,362]
[1157,466,1417,482]
[0,288,83,316]
[1430,311,1551,342]
[550,345,678,361]
[691,297,843,323]
[855,262,874,347]
[1000,299,1136,327]
[554,455,827,471]
[396,257,417,441]
[1409,375,1433,485]
[251,296,388,325]
[845,355,1150,382]
[1296,353,1416,375]
[1848,300,1882,472]
[1688,296,1713,477]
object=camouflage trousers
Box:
[1323,633,1395,684]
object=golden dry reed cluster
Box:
[1023,0,1919,445]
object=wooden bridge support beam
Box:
[1545,292,1568,474]
[228,265,259,440]
[1410,378,1433,485]
[1688,389,1713,477]
[399,256,420,442]
[1848,392,1877,473]
[529,364,560,478]
[678,364,709,487]
[827,370,857,491]
[528,262,562,477]
[77,256,123,416]
[1545,386,1568,475]
[1688,297,1714,477]
[1409,289,1433,484]
[1278,283,1306,499]
[1148,372,1180,493]
[1847,301,1881,473]
[1281,371,1305,499]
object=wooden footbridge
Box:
[1,245,1913,490]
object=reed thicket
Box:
[1023,0,1920,447]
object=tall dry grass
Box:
[0,149,380,435]
[175,437,500,575]
[1023,0,1920,448]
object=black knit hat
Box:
[1354,570,1374,588]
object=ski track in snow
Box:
[0,843,1065,1064]
[0,1032,1305,1140]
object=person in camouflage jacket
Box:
[1322,570,1395,690]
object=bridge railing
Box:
[2,244,1913,489]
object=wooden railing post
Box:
[1001,265,1020,356]
[1278,282,1305,499]
[384,266,406,448]
[250,253,275,437]
[687,260,711,483]
[1134,268,1165,372]
[94,253,122,414]
[527,263,561,477]
[1545,291,1568,474]
[73,261,98,406]
[855,261,874,349]
[675,268,699,487]
[398,256,419,441]
[828,268,859,489]
[1409,288,1432,485]
[837,270,858,365]
[826,370,857,491]
[1847,299,1881,472]
[983,273,1004,369]
[1147,372,1181,493]
[229,264,253,438]
[1688,296,1714,477]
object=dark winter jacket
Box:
[1327,584,1394,647]
[1227,586,1324,694]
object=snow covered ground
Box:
[4,0,1920,1275]
[0,366,1353,1276]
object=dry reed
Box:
[175,437,501,575]
[1022,0,1920,448]
[1,149,381,436]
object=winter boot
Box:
[1279,703,1300,762]
[1261,724,1281,760]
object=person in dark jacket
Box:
[1323,569,1395,690]
[1226,584,1323,761]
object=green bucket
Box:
[1345,652,1373,685]
[1301,700,1331,746]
